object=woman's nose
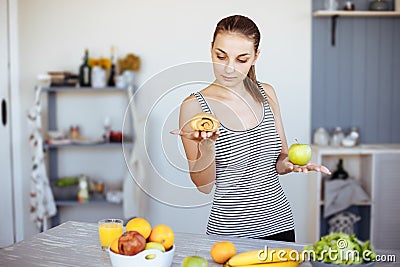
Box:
[224,61,235,74]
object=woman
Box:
[172,15,330,242]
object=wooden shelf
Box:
[313,10,400,17]
[313,10,400,46]
[55,199,121,206]
[320,200,372,206]
[44,142,133,149]
[40,86,129,92]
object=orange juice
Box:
[98,219,123,250]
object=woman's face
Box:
[211,32,259,88]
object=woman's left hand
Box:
[281,157,331,175]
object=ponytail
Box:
[244,65,264,103]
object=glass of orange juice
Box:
[98,219,123,251]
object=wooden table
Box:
[0,221,311,266]
[0,221,397,266]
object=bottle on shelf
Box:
[102,116,111,142]
[330,127,344,147]
[77,175,89,203]
[108,46,116,87]
[330,158,349,180]
[79,49,91,87]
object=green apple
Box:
[181,255,208,267]
[145,241,165,252]
[288,143,312,166]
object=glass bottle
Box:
[324,0,338,10]
[79,49,91,87]
[77,175,89,203]
[107,46,116,87]
[330,127,344,147]
[330,158,349,180]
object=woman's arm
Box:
[262,83,331,175]
[178,95,219,194]
[261,83,292,175]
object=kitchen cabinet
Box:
[39,86,135,227]
[307,145,400,249]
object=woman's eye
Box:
[237,59,248,63]
[217,55,226,60]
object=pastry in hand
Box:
[190,112,220,131]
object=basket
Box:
[108,245,175,267]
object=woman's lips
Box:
[222,75,236,81]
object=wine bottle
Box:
[79,49,91,87]
[107,46,116,87]
[331,158,349,180]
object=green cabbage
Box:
[304,232,376,265]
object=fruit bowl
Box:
[108,245,175,267]
[310,261,375,267]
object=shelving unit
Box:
[313,8,400,46]
[38,86,135,227]
[307,145,400,249]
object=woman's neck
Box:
[213,80,248,99]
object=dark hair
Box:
[212,15,264,103]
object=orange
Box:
[148,224,174,250]
[110,237,120,254]
[210,241,236,264]
[125,217,152,239]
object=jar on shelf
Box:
[324,0,338,10]
[313,127,330,146]
[69,125,80,140]
[330,127,344,147]
[91,66,107,88]
[343,1,355,10]
[349,127,360,145]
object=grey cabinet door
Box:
[372,153,400,249]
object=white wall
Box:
[17,0,312,241]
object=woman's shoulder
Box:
[259,82,278,104]
[181,84,215,102]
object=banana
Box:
[189,112,220,131]
[225,247,303,267]
[224,261,300,267]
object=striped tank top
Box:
[193,83,295,238]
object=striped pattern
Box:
[193,83,295,238]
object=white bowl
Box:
[108,245,175,267]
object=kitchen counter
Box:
[0,221,310,267]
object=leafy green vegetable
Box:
[55,177,79,187]
[304,232,376,265]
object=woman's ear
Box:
[253,49,260,64]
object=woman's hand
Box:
[170,129,220,143]
[279,155,331,175]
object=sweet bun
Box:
[189,112,220,131]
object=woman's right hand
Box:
[170,129,220,143]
